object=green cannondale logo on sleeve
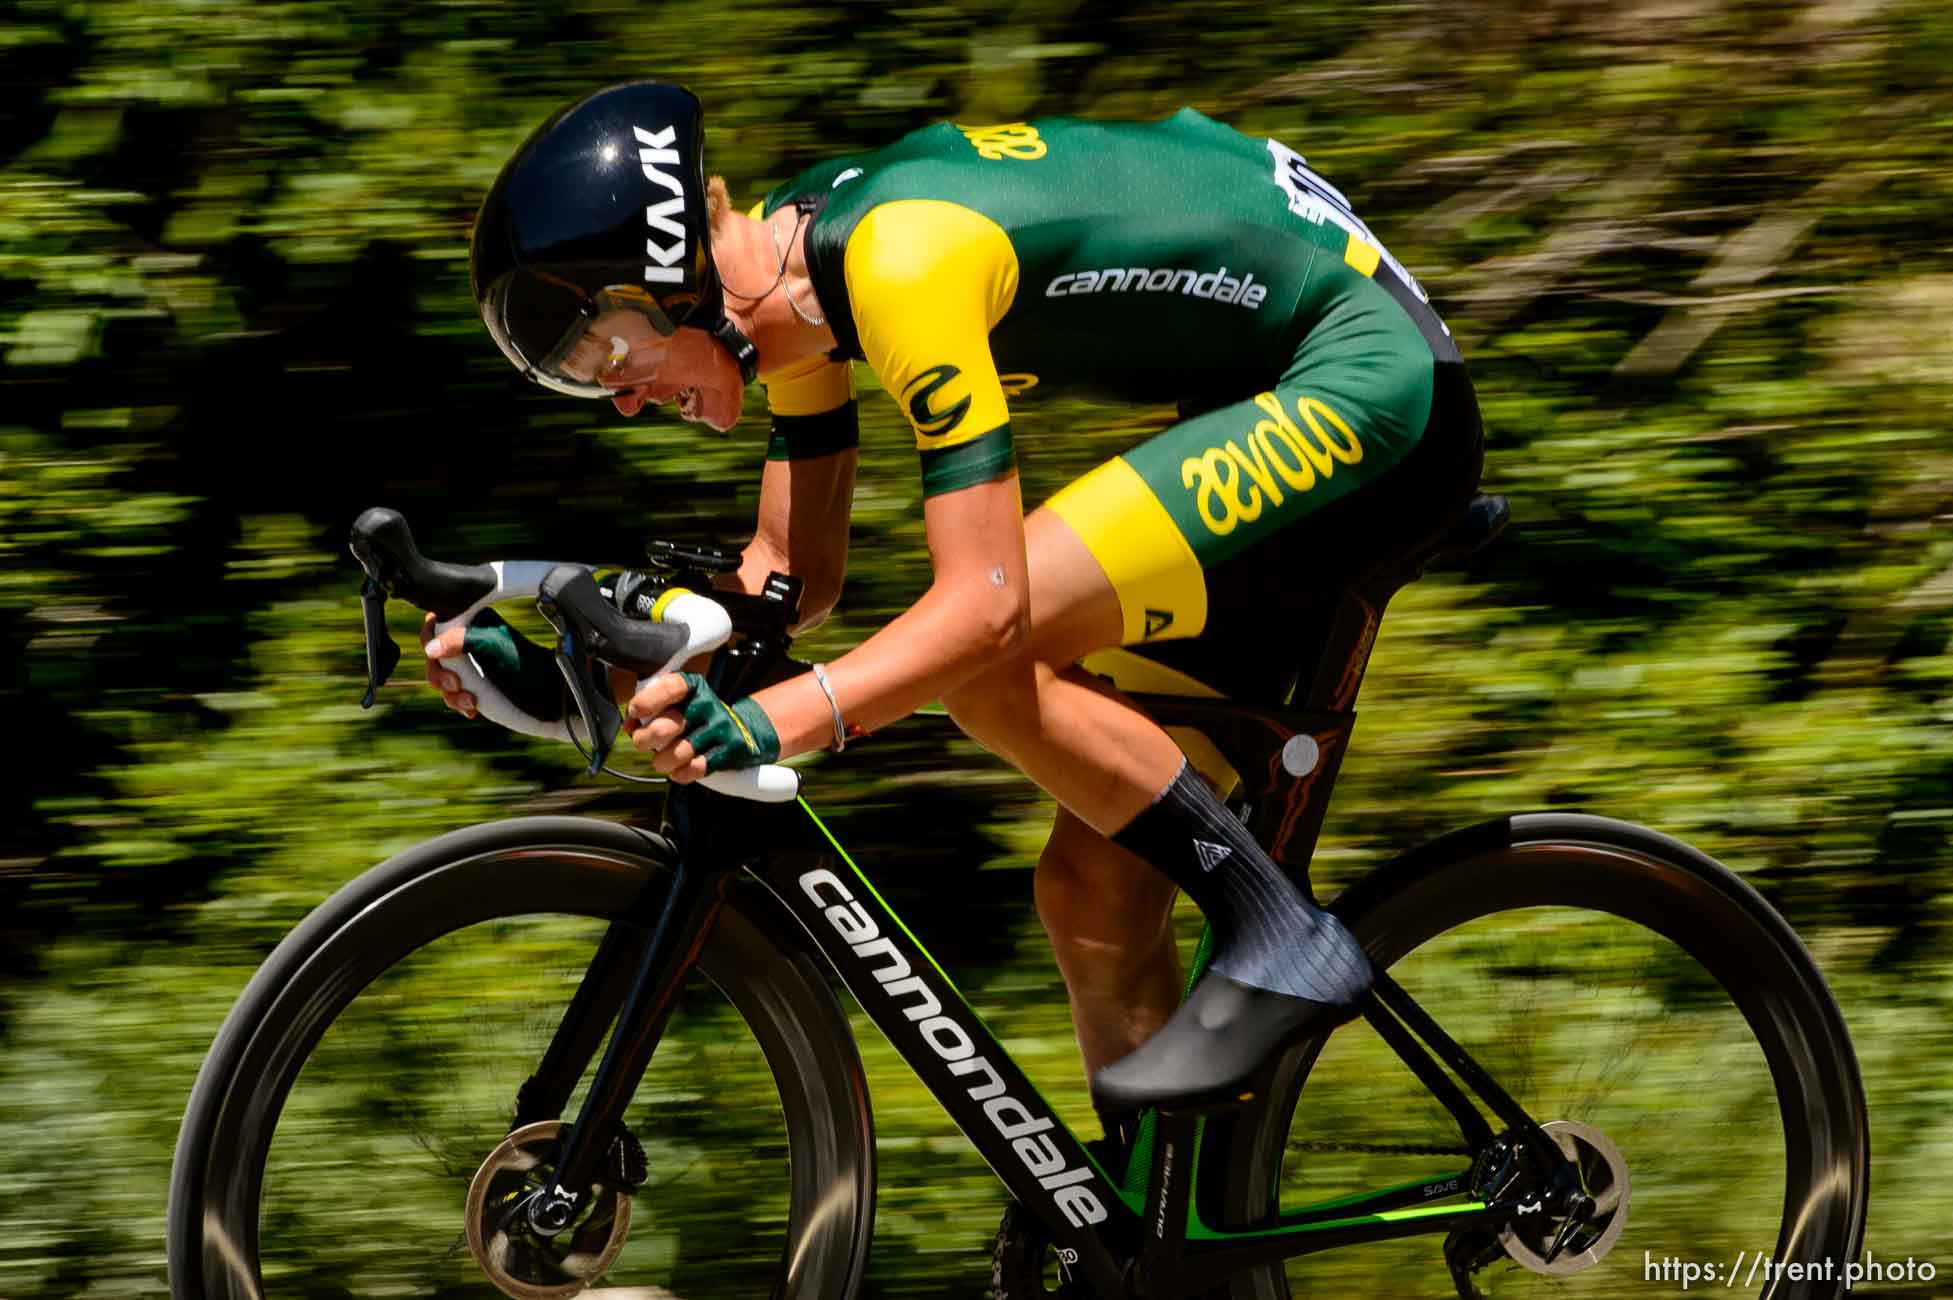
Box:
[903,364,971,438]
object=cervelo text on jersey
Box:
[798,868,1110,1229]
[632,125,688,286]
[1045,265,1267,310]
[1263,137,1429,304]
[1180,390,1364,536]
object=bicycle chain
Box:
[1288,1139,1471,1157]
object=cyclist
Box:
[442,81,1485,1122]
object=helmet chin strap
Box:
[708,315,760,385]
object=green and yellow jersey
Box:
[756,107,1457,499]
[753,104,1484,722]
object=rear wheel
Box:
[1210,814,1868,1299]
[168,816,876,1300]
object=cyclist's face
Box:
[557,309,745,430]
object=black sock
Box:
[1110,760,1369,1007]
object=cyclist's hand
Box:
[626,672,780,780]
[421,614,477,720]
[425,610,603,723]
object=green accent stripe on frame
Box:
[797,797,958,989]
[1376,1201,1487,1223]
[1281,1172,1473,1219]
[1183,923,1216,997]
[1186,1200,1489,1242]
[794,796,1110,1181]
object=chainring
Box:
[992,1200,1097,1299]
[464,1120,632,1300]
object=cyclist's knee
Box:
[945,651,1114,745]
[941,657,1037,750]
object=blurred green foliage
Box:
[3,0,1952,1295]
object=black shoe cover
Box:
[1091,970,1369,1114]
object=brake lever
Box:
[558,629,617,777]
[358,577,401,709]
[534,603,617,779]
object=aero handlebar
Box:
[349,507,801,803]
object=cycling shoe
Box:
[1090,970,1368,1114]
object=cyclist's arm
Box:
[793,471,1027,735]
[735,354,859,631]
[747,200,1029,756]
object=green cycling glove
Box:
[460,608,573,722]
[677,672,781,773]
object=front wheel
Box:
[1212,813,1869,1299]
[167,816,876,1300]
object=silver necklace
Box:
[720,209,825,327]
[772,212,825,327]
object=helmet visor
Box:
[481,271,681,399]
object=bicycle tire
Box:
[167,815,877,1300]
[1205,812,1869,1300]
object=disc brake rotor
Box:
[1498,1119,1631,1276]
[465,1120,631,1300]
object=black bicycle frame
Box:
[513,495,1551,1295]
[749,803,1557,1298]
[515,760,1564,1299]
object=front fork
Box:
[512,647,780,1232]
[521,828,734,1233]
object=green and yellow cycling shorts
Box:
[1046,271,1483,704]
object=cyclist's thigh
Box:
[1158,360,1484,703]
[1043,286,1484,707]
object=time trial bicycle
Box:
[167,497,1868,1300]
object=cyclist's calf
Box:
[1034,810,1184,1077]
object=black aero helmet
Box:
[470,81,758,397]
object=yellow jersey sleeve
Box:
[843,199,1021,495]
